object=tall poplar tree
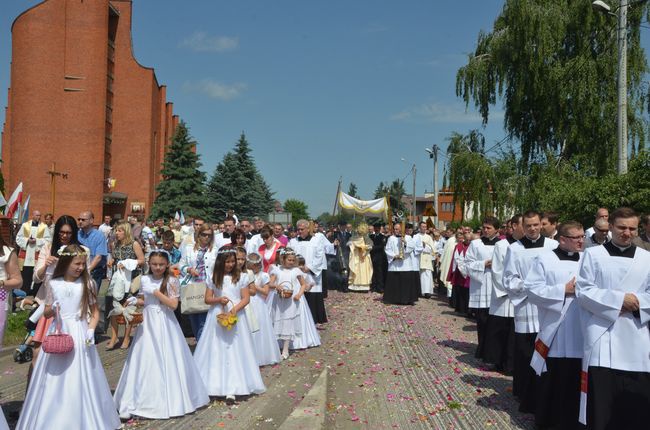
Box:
[151,122,208,220]
[206,133,274,220]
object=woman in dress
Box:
[244,252,281,366]
[193,247,265,403]
[179,224,216,341]
[271,248,308,359]
[114,251,209,419]
[17,245,120,430]
[0,234,23,429]
[258,226,282,273]
[106,222,145,349]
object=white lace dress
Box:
[193,275,266,396]
[113,275,209,419]
[16,278,120,430]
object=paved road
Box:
[0,291,534,429]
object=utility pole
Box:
[412,164,417,222]
[617,0,628,174]
[426,145,440,227]
[46,162,68,215]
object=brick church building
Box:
[1,0,179,220]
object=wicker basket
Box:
[42,306,74,354]
[216,299,237,330]
[116,312,143,326]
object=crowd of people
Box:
[379,207,650,430]
[0,211,333,429]
[1,206,649,429]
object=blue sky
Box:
[1,1,638,217]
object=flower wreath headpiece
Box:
[58,245,89,257]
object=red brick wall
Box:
[4,0,108,219]
[2,0,178,220]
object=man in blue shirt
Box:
[78,211,108,292]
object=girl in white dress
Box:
[17,245,120,430]
[291,255,321,350]
[271,248,308,359]
[193,247,266,403]
[245,253,281,366]
[114,251,210,419]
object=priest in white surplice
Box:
[526,221,584,430]
[576,207,650,429]
[383,223,418,305]
[464,216,500,360]
[503,211,558,413]
[483,215,521,372]
[290,219,328,324]
[439,232,457,305]
[415,222,435,298]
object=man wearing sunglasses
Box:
[78,211,108,293]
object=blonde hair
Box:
[194,224,214,251]
[115,222,134,246]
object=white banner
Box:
[338,192,388,218]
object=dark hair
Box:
[148,250,171,296]
[510,213,523,225]
[52,215,81,256]
[230,228,247,246]
[541,211,559,224]
[161,229,175,241]
[558,221,583,238]
[609,207,638,224]
[482,216,500,229]
[212,246,240,288]
[260,225,273,240]
[298,255,306,266]
[224,216,236,224]
[51,244,95,317]
[523,210,540,221]
[641,214,650,226]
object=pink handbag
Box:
[42,305,74,354]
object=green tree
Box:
[206,133,275,220]
[347,183,358,198]
[456,0,649,174]
[151,122,208,220]
[284,199,310,222]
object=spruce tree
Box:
[207,133,275,220]
[150,122,208,220]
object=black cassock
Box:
[369,233,388,293]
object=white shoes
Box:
[225,395,236,405]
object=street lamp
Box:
[400,158,417,221]
[424,145,439,227]
[592,0,628,174]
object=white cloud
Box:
[390,102,502,124]
[182,79,248,101]
[180,32,239,53]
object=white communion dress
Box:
[250,271,281,366]
[113,275,209,419]
[17,278,120,430]
[291,272,321,350]
[193,274,266,396]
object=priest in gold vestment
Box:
[348,223,373,292]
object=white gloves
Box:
[85,329,95,345]
[125,296,138,306]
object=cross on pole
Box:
[46,162,68,215]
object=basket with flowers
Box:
[278,282,294,299]
[216,298,237,330]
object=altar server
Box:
[415,222,436,298]
[483,215,521,372]
[526,221,584,430]
[383,223,417,305]
[576,207,650,429]
[463,216,500,360]
[503,211,558,412]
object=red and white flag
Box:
[4,182,23,218]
